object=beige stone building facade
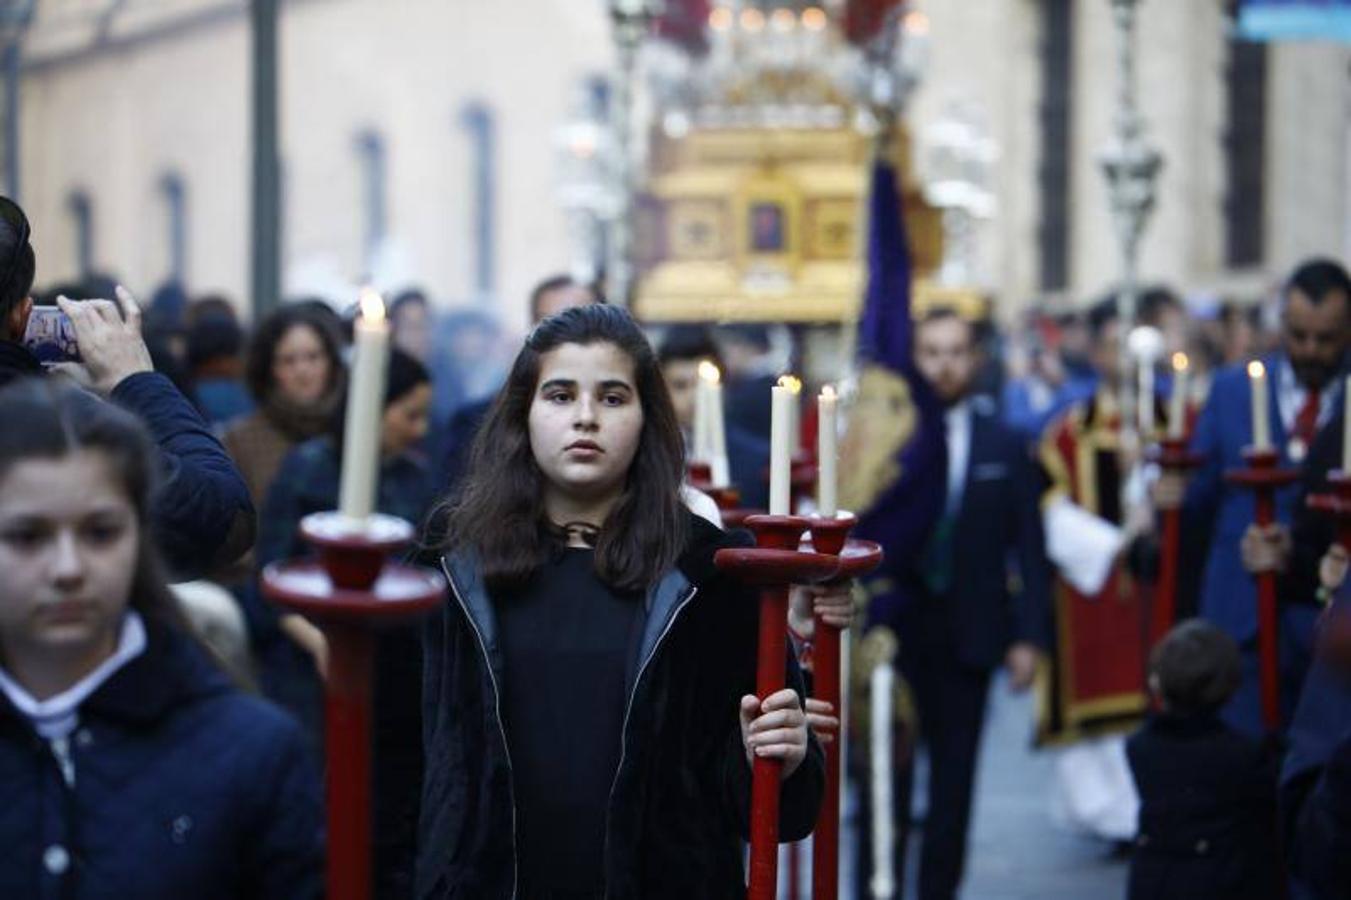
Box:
[9,0,1351,325]
[14,0,613,330]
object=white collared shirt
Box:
[944,400,972,515]
[0,612,147,741]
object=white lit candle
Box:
[1168,353,1189,439]
[1138,357,1155,438]
[692,364,711,466]
[782,375,803,454]
[817,385,838,518]
[770,376,795,515]
[1248,360,1271,451]
[870,659,896,899]
[338,289,390,521]
[699,361,731,487]
[1342,374,1351,473]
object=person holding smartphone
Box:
[0,195,255,580]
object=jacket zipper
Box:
[602,584,699,900]
[442,561,519,900]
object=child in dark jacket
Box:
[0,379,323,899]
[1126,619,1280,900]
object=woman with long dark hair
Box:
[419,304,824,898]
[0,379,322,899]
[223,304,345,511]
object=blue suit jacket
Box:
[882,401,1052,669]
[1187,354,1312,642]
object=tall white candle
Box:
[1342,374,1351,473]
[338,290,390,521]
[870,660,896,899]
[1248,360,1271,451]
[693,364,711,466]
[782,375,803,453]
[1168,353,1189,439]
[1138,357,1155,438]
[699,361,731,487]
[817,385,838,518]
[770,377,795,515]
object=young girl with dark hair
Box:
[419,304,825,898]
[0,379,322,899]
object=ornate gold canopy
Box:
[633,124,956,323]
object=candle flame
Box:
[1247,360,1266,379]
[821,384,837,400]
[778,375,803,395]
[698,360,721,384]
[359,289,386,324]
[1172,352,1189,373]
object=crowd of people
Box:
[3,172,1351,900]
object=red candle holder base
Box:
[1225,447,1299,734]
[261,510,444,900]
[800,512,883,900]
[714,515,842,900]
[1147,438,1205,646]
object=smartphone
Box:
[22,305,81,366]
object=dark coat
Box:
[111,372,257,579]
[0,342,256,580]
[418,513,825,899]
[0,619,324,900]
[893,401,1052,669]
[1126,712,1280,900]
[438,396,492,491]
[726,420,771,512]
[1282,659,1351,898]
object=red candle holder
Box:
[799,512,883,900]
[261,511,444,900]
[714,515,841,900]
[1305,470,1351,671]
[1147,437,1205,646]
[1225,447,1299,733]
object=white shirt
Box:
[0,612,147,741]
[944,400,972,516]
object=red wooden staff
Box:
[1225,448,1299,732]
[804,513,883,900]
[715,514,841,900]
[1149,438,1203,646]
[262,512,443,900]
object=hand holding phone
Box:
[56,286,153,394]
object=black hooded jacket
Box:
[417,512,825,899]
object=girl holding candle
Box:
[420,305,828,898]
[0,379,323,898]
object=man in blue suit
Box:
[880,307,1052,900]
[1173,258,1351,737]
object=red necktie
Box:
[1295,389,1321,445]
